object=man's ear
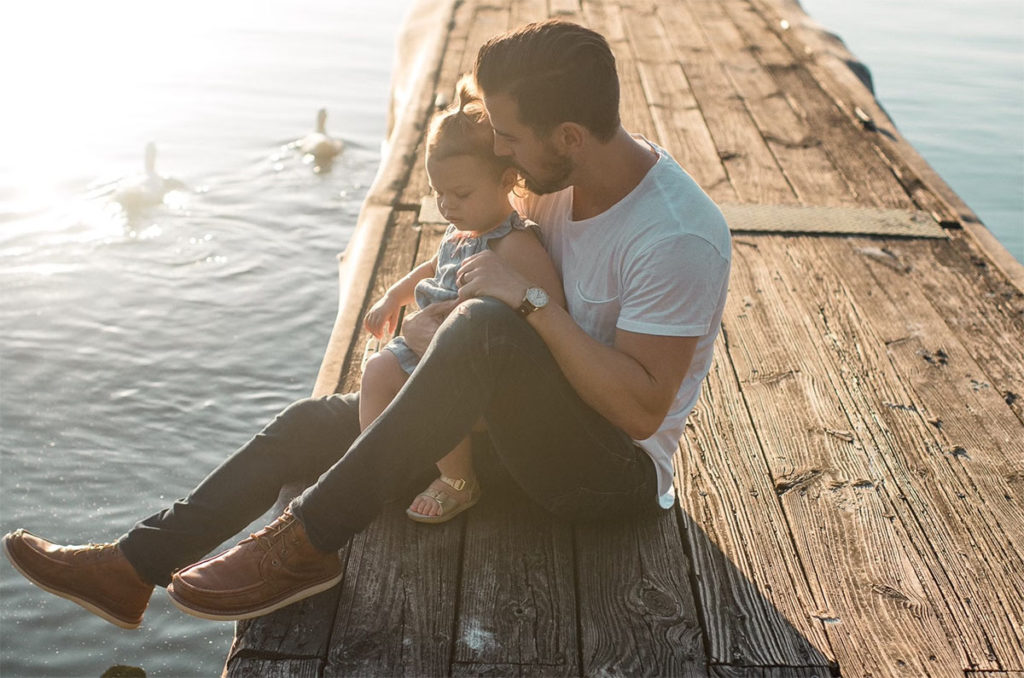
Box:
[553,122,586,153]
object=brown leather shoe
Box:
[167,508,342,621]
[2,529,154,629]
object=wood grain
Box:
[455,483,577,675]
[678,336,834,667]
[658,0,795,205]
[223,657,321,678]
[575,510,707,676]
[325,503,464,677]
[622,3,735,201]
[725,235,965,676]
[675,0,856,207]
[721,0,911,210]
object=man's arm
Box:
[455,250,697,440]
[527,305,695,439]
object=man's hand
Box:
[456,250,528,309]
[400,299,459,355]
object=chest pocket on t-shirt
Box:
[571,279,621,346]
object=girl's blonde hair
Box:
[427,75,514,177]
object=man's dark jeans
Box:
[119,298,660,587]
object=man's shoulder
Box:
[627,156,731,258]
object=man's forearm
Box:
[525,305,678,440]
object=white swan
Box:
[299,108,343,166]
[113,142,186,212]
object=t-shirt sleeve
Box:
[616,234,730,337]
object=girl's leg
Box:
[359,350,410,430]
[366,349,481,520]
[408,433,478,518]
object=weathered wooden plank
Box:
[672,0,856,207]
[896,234,1024,424]
[224,657,321,678]
[965,673,1024,678]
[784,237,1024,669]
[510,0,550,26]
[654,1,795,204]
[724,236,965,676]
[933,232,1024,337]
[710,666,833,678]
[575,510,707,676]
[581,0,659,142]
[460,4,513,77]
[227,584,344,670]
[842,238,1024,476]
[621,4,735,201]
[549,0,581,20]
[738,235,1024,671]
[678,335,835,667]
[337,210,422,394]
[398,134,432,209]
[399,0,476,207]
[451,663,572,677]
[745,0,960,227]
[455,482,577,675]
[720,0,912,210]
[324,502,464,677]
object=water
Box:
[1,1,1021,676]
[799,0,1024,263]
[0,1,411,675]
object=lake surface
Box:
[1,0,1020,676]
[800,0,1023,262]
[0,1,412,675]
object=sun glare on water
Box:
[0,0,274,235]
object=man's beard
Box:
[516,146,574,195]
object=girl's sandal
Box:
[406,475,481,524]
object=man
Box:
[3,19,730,627]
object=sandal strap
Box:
[439,475,468,492]
[420,487,456,515]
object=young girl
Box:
[360,78,565,524]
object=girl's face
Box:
[426,153,514,232]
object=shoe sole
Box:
[2,535,142,630]
[165,571,343,622]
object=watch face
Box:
[525,287,548,308]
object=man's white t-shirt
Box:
[513,138,731,509]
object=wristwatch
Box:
[516,286,549,318]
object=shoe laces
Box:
[70,542,117,561]
[242,512,296,553]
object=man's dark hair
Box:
[474,19,620,142]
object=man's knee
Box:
[445,297,521,340]
[269,394,360,441]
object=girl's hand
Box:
[363,294,402,339]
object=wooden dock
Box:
[224,0,1024,675]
